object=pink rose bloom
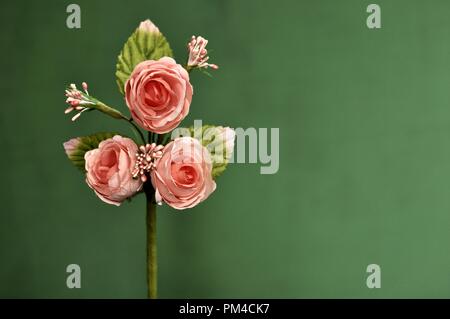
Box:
[125,57,193,134]
[84,135,143,206]
[151,137,216,210]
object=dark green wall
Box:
[1,0,450,298]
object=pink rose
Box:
[125,57,193,134]
[84,135,143,206]
[151,137,216,210]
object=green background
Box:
[1,0,450,298]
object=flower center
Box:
[98,148,118,180]
[144,81,167,106]
[171,164,197,186]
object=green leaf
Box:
[115,25,173,94]
[188,125,236,179]
[63,132,119,171]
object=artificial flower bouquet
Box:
[63,20,235,298]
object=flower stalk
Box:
[144,130,158,299]
[145,182,158,299]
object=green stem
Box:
[145,183,157,299]
[95,101,126,119]
[92,100,146,145]
[127,119,146,145]
[157,133,165,145]
[161,133,172,145]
